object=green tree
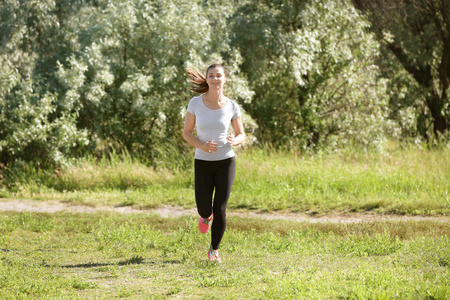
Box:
[4,0,428,170]
[56,0,253,161]
[0,0,89,165]
[231,0,393,150]
[0,0,253,166]
[353,0,450,140]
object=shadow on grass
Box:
[55,256,183,269]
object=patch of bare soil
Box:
[0,199,448,223]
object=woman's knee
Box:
[212,204,226,220]
[197,205,213,218]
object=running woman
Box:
[183,64,245,263]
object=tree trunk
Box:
[352,0,450,138]
[427,90,448,136]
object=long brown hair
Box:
[187,64,226,94]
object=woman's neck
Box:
[204,90,225,103]
[202,91,227,109]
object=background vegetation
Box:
[0,145,448,216]
[1,0,449,169]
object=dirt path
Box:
[0,199,448,223]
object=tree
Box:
[0,0,89,166]
[0,0,255,167]
[230,0,393,150]
[57,0,253,159]
[352,0,450,139]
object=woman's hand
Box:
[227,133,239,146]
[202,140,218,153]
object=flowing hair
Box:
[187,64,226,94]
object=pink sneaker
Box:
[208,246,221,263]
[198,215,213,233]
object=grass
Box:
[0,211,449,299]
[1,144,448,298]
[233,145,450,215]
[1,144,449,215]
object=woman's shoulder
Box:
[189,95,202,103]
[225,97,237,106]
[226,97,241,110]
[188,95,203,108]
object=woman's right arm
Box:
[183,112,217,153]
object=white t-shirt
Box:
[187,95,241,161]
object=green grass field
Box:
[0,145,449,298]
[0,212,449,299]
[2,145,449,215]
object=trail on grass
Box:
[0,199,448,224]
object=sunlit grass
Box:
[0,211,448,299]
[231,146,449,214]
[1,144,449,215]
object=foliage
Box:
[0,0,89,165]
[0,0,254,167]
[55,0,242,158]
[231,0,393,150]
[1,0,447,168]
[353,0,450,140]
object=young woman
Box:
[183,64,245,263]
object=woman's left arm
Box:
[227,116,246,146]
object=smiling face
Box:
[206,66,227,91]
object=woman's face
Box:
[206,67,226,91]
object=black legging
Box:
[195,157,236,250]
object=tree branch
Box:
[387,42,432,87]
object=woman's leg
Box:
[211,157,236,250]
[194,159,215,219]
